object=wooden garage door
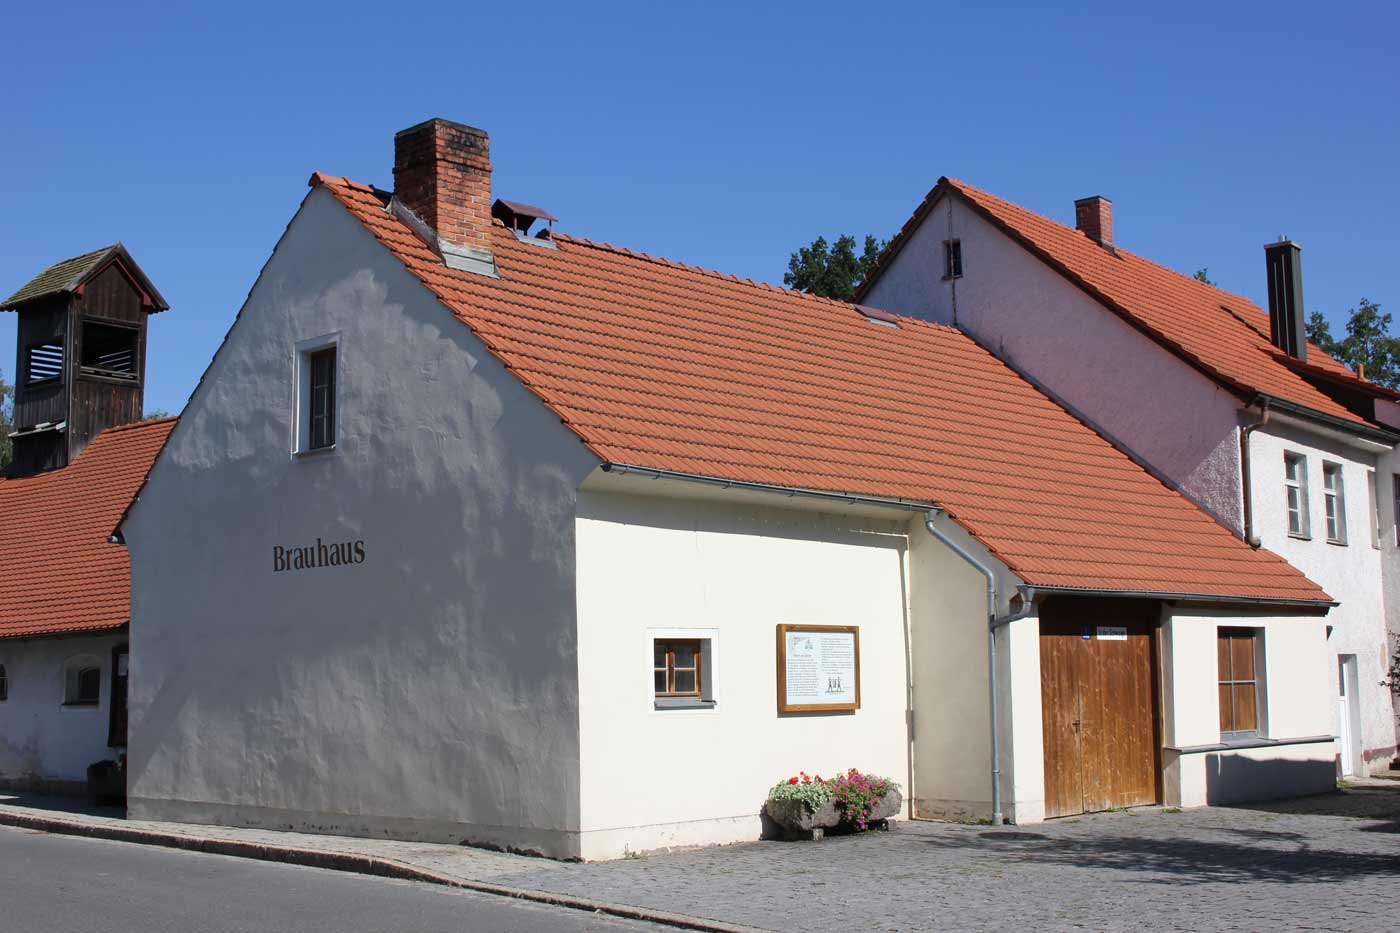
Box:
[1040,598,1161,818]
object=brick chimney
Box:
[392,118,497,275]
[1074,195,1113,251]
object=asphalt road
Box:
[0,825,671,933]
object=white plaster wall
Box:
[1377,442,1400,748]
[1160,608,1334,806]
[862,195,1246,530]
[122,187,599,857]
[573,489,913,859]
[1001,613,1044,824]
[0,633,127,789]
[1248,422,1396,767]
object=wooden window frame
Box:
[653,638,703,698]
[1283,452,1310,539]
[1368,470,1380,549]
[24,339,66,386]
[77,317,141,383]
[1322,461,1347,545]
[1218,628,1261,739]
[942,239,963,280]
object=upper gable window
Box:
[26,341,65,385]
[80,320,140,381]
[942,240,963,280]
[295,336,338,455]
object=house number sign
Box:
[776,624,860,713]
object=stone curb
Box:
[0,810,769,933]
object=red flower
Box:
[788,777,799,785]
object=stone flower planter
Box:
[865,787,903,823]
[765,796,840,840]
[766,787,904,840]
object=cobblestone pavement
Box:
[4,781,1399,933]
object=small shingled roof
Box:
[2,243,169,312]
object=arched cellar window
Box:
[63,656,101,707]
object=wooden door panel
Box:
[1041,599,1160,817]
[1039,625,1084,819]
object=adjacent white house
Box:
[0,246,173,793]
[858,179,1400,774]
[118,119,1342,860]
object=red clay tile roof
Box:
[313,173,1329,604]
[0,418,175,638]
[858,178,1375,426]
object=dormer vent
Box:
[492,199,557,241]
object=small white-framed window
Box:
[1368,470,1380,549]
[293,334,339,455]
[1283,452,1310,538]
[649,629,717,711]
[1323,461,1347,545]
[63,656,101,708]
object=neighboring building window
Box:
[943,240,963,280]
[79,320,140,381]
[64,660,101,707]
[295,337,339,454]
[1368,470,1380,549]
[1218,629,1260,738]
[1394,473,1400,547]
[1284,452,1310,538]
[0,664,7,702]
[1323,462,1347,544]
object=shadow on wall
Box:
[1203,753,1336,807]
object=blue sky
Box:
[2,1,1396,414]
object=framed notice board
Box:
[776,624,860,713]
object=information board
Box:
[776,624,860,713]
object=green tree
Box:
[784,234,886,301]
[1306,298,1400,389]
[1193,268,1215,285]
[143,409,172,421]
[1,367,13,470]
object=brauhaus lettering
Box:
[273,539,366,572]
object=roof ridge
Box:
[105,416,179,433]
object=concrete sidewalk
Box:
[0,794,765,933]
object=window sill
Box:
[941,274,963,281]
[61,701,100,710]
[654,698,717,711]
[1165,734,1335,755]
[1326,539,1349,547]
[1287,532,1311,541]
[293,445,337,460]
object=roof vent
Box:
[492,199,557,242]
[855,305,901,328]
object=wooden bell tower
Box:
[2,244,168,475]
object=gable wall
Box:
[862,196,1247,532]
[121,187,599,857]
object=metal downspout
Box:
[1240,398,1271,548]
[923,508,1034,826]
